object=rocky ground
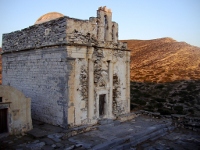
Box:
[137,128,200,150]
[1,115,200,150]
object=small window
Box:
[45,28,50,36]
[0,97,2,102]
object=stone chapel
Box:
[1,6,130,128]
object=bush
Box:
[189,101,195,105]
[147,105,154,111]
[174,106,183,114]
[130,104,138,110]
[143,92,151,97]
[171,93,179,97]
[156,103,163,108]
[133,99,146,105]
[178,91,189,97]
[155,84,164,89]
[186,83,196,91]
[188,109,194,114]
[169,100,176,104]
[178,99,185,103]
[158,109,171,115]
[154,98,166,102]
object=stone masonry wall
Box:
[2,46,70,127]
[2,17,67,52]
[1,7,130,127]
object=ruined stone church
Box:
[2,6,130,128]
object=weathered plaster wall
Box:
[0,85,32,135]
[2,47,70,127]
[67,45,93,126]
[113,50,130,115]
[66,45,130,126]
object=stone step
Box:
[92,123,175,150]
[98,119,113,125]
[111,131,168,150]
[117,112,137,122]
[62,125,97,139]
[110,125,175,150]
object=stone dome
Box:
[35,12,64,25]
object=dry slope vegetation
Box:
[121,38,200,116]
[122,38,200,82]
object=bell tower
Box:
[97,6,112,42]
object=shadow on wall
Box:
[130,80,200,117]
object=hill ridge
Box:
[121,38,200,83]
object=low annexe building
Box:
[2,6,130,128]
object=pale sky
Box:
[0,0,200,47]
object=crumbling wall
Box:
[113,50,130,116]
[2,17,67,52]
[67,46,91,127]
[66,18,98,45]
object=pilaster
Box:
[88,59,94,122]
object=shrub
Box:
[155,84,164,89]
[178,99,185,103]
[158,109,171,115]
[171,93,179,97]
[169,100,176,104]
[143,92,151,97]
[188,109,194,114]
[133,99,146,105]
[147,105,154,110]
[154,98,166,102]
[189,101,195,105]
[174,106,183,114]
[186,83,196,91]
[156,103,163,108]
[150,99,156,103]
[178,90,189,97]
[130,104,138,110]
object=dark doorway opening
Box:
[0,108,8,133]
[99,94,106,116]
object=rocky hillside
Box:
[121,38,200,116]
[122,38,200,82]
[0,48,2,84]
